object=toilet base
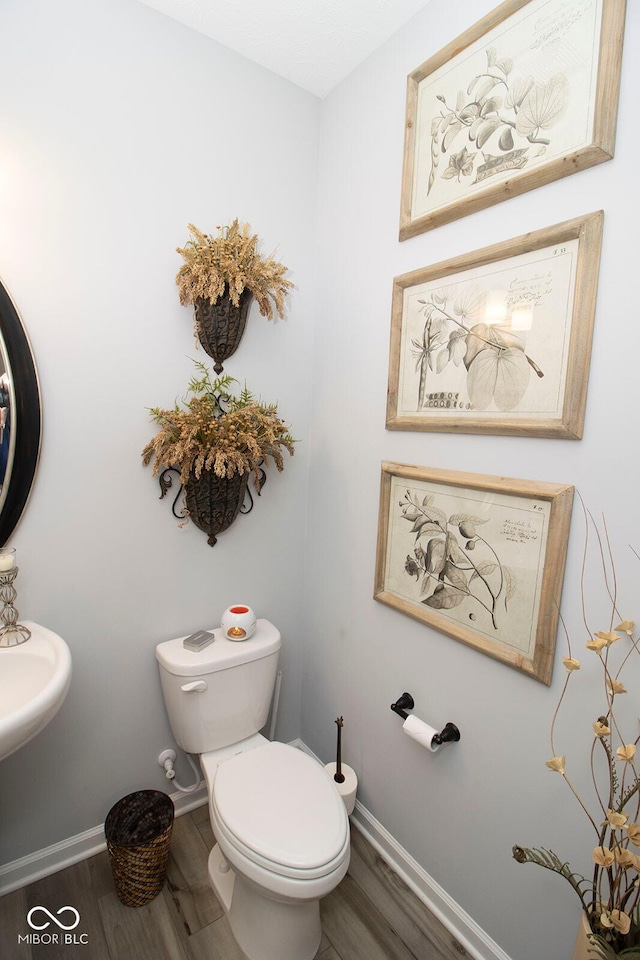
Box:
[208,844,322,960]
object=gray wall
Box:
[0,0,317,861]
[303,2,640,960]
[2,1,640,959]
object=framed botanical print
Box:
[374,461,574,684]
[399,0,626,239]
[386,211,603,438]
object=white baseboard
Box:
[0,746,511,960]
[0,784,208,897]
[349,802,512,960]
[292,738,512,960]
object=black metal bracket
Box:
[432,722,461,745]
[390,692,414,720]
[390,692,460,745]
[159,468,188,519]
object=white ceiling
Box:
[137,0,432,98]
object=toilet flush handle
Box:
[181,680,207,693]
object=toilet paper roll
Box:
[402,714,441,752]
[324,762,357,815]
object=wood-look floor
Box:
[0,805,468,960]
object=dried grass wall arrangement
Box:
[175,220,293,372]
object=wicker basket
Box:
[105,790,174,907]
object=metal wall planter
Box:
[193,288,253,374]
[183,469,250,547]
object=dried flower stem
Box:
[142,363,296,488]
[175,221,293,321]
[514,499,640,952]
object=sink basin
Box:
[0,621,72,761]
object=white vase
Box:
[572,913,640,960]
[572,913,594,960]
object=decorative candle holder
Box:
[0,549,31,647]
[0,547,16,572]
[220,605,256,641]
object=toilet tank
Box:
[155,619,281,754]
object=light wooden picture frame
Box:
[386,211,603,438]
[374,462,574,684]
[399,0,626,240]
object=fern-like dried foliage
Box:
[142,364,296,488]
[176,220,293,321]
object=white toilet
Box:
[155,619,350,960]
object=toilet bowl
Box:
[155,620,350,960]
[202,739,350,960]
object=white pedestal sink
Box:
[0,621,72,761]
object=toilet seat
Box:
[211,742,349,880]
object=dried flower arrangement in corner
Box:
[176,220,293,321]
[142,362,296,488]
[512,506,640,959]
[142,362,296,545]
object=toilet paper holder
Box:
[390,693,460,746]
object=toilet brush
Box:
[334,716,345,784]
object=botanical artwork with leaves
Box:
[406,0,606,228]
[395,239,577,420]
[422,45,570,207]
[382,473,552,658]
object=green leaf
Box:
[587,935,640,959]
[511,845,592,909]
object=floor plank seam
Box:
[1,809,470,960]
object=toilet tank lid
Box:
[155,618,281,677]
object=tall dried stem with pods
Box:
[513,503,640,958]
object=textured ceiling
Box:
[137,0,432,98]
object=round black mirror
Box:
[0,280,41,546]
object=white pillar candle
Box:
[0,549,16,571]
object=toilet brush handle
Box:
[334,717,345,784]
